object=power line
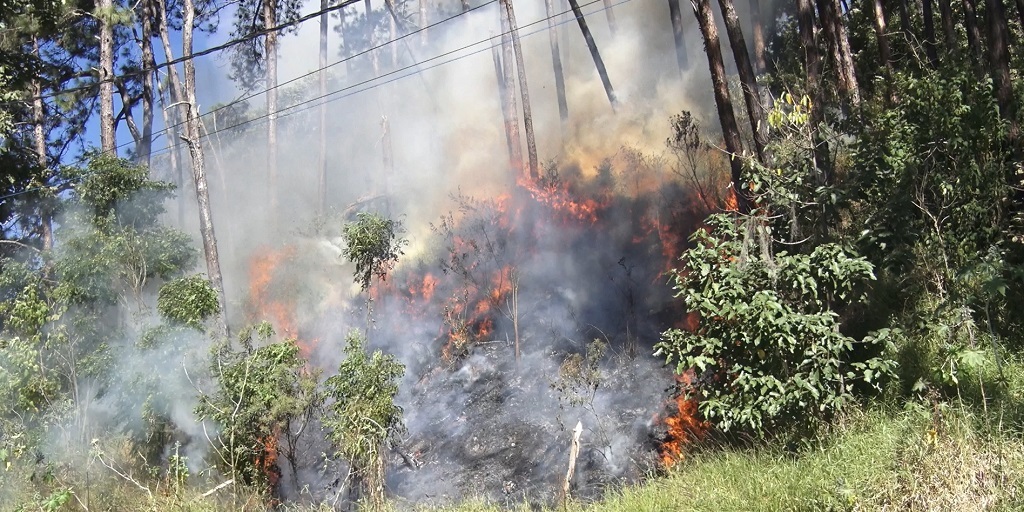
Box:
[149,0,622,158]
[1,0,629,202]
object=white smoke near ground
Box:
[142,0,755,505]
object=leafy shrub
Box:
[157,275,219,330]
[656,213,896,436]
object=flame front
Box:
[657,371,708,468]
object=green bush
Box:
[656,213,896,436]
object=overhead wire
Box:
[1,0,631,202]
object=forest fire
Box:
[247,246,316,355]
[657,372,708,468]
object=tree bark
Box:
[498,24,524,174]
[936,0,956,51]
[98,0,116,154]
[181,0,230,340]
[138,0,156,165]
[816,0,860,106]
[502,0,539,181]
[897,0,913,43]
[493,45,518,165]
[567,0,618,110]
[692,0,749,212]
[871,0,893,71]
[156,0,186,226]
[668,0,690,73]
[717,0,767,164]
[319,0,329,214]
[922,0,939,66]
[798,0,832,184]
[984,0,1015,130]
[265,0,279,215]
[749,0,766,74]
[962,0,986,76]
[32,39,52,253]
[602,0,618,36]
[545,0,569,124]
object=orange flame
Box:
[247,246,317,356]
[657,370,709,468]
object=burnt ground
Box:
[386,339,672,509]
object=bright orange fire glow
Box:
[657,370,709,468]
[723,187,740,212]
[516,174,608,224]
[257,432,281,489]
[247,245,317,356]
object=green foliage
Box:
[656,214,896,435]
[158,275,219,329]
[323,330,404,507]
[341,212,408,291]
[196,323,319,486]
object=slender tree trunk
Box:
[984,0,1015,131]
[831,0,859,105]
[181,0,230,340]
[937,0,956,51]
[816,0,860,105]
[98,0,116,154]
[319,0,329,214]
[265,0,279,215]
[567,0,618,110]
[156,0,186,225]
[385,0,398,66]
[717,0,767,163]
[139,0,156,165]
[502,0,539,181]
[922,0,939,66]
[32,39,52,253]
[871,0,893,71]
[545,0,569,124]
[962,0,986,75]
[602,0,618,36]
[798,0,832,184]
[897,0,913,43]
[750,0,766,73]
[419,0,427,45]
[692,0,749,212]
[668,0,690,73]
[493,45,518,164]
[498,11,524,174]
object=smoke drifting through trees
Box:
[5,0,737,506]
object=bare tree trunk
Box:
[602,0,618,36]
[545,0,570,124]
[816,0,860,105]
[181,0,230,340]
[962,0,986,75]
[32,39,52,253]
[798,0,832,184]
[922,0,939,66]
[692,0,749,213]
[139,0,156,165]
[156,0,186,225]
[319,0,329,214]
[984,0,1015,132]
[385,0,398,66]
[419,0,427,45]
[493,45,518,164]
[98,0,116,154]
[749,0,766,73]
[717,0,767,163]
[498,11,524,174]
[567,0,618,110]
[897,0,913,43]
[871,0,893,71]
[668,0,690,73]
[502,0,539,181]
[265,0,279,215]
[937,0,956,51]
